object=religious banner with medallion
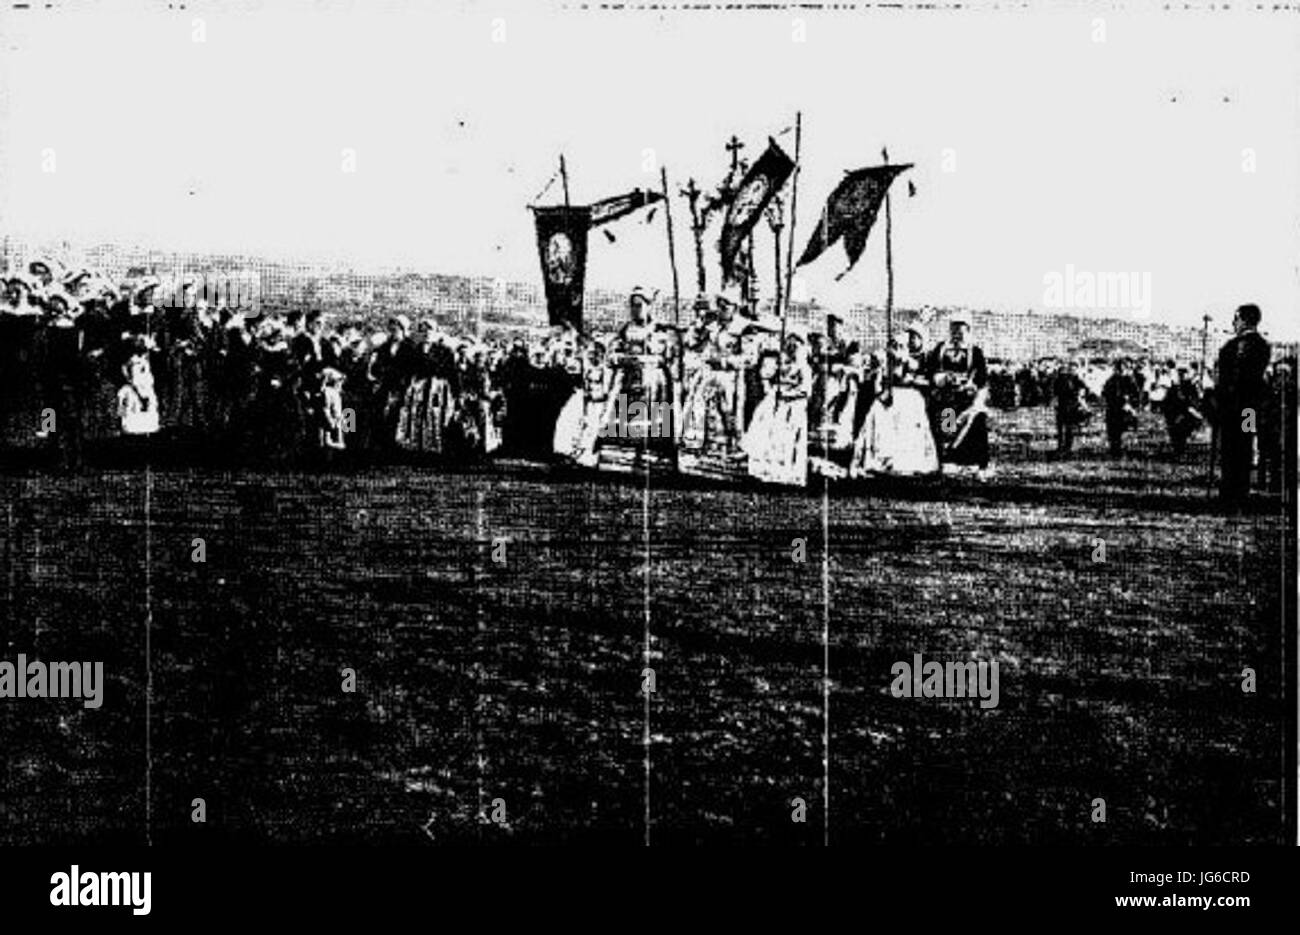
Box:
[718,138,795,283]
[532,205,592,330]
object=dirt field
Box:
[0,406,1290,844]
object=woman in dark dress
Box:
[925,313,992,479]
[248,318,305,467]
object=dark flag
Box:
[797,163,912,272]
[532,187,661,329]
[533,205,592,330]
[590,188,663,228]
[719,138,795,282]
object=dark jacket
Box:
[1215,330,1271,413]
[368,337,420,397]
[1101,372,1139,420]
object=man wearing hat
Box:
[1214,303,1271,504]
[925,312,992,478]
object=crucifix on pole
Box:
[725,135,745,177]
[681,177,706,295]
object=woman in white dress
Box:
[744,334,811,486]
[553,341,613,466]
[849,325,939,478]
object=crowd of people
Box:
[0,259,1292,502]
[1047,305,1294,500]
[0,261,585,471]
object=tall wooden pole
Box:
[1200,314,1211,392]
[776,112,802,364]
[772,211,783,316]
[746,234,757,310]
[660,166,680,330]
[883,147,894,396]
[783,112,802,319]
[661,165,685,433]
[724,137,748,306]
[559,154,571,208]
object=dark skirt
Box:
[930,393,990,467]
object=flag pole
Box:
[660,165,685,396]
[777,113,802,366]
[1200,313,1210,393]
[883,146,894,397]
[560,154,571,207]
[660,166,681,331]
[783,111,802,318]
[772,207,783,315]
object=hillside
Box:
[0,240,1257,363]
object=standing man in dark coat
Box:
[1101,358,1140,457]
[1214,303,1271,504]
[1161,364,1203,456]
[1052,359,1089,455]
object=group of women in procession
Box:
[553,286,994,486]
[1,261,995,485]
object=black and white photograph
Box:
[0,0,1296,909]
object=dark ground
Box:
[0,407,1290,844]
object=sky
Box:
[1,1,1297,338]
